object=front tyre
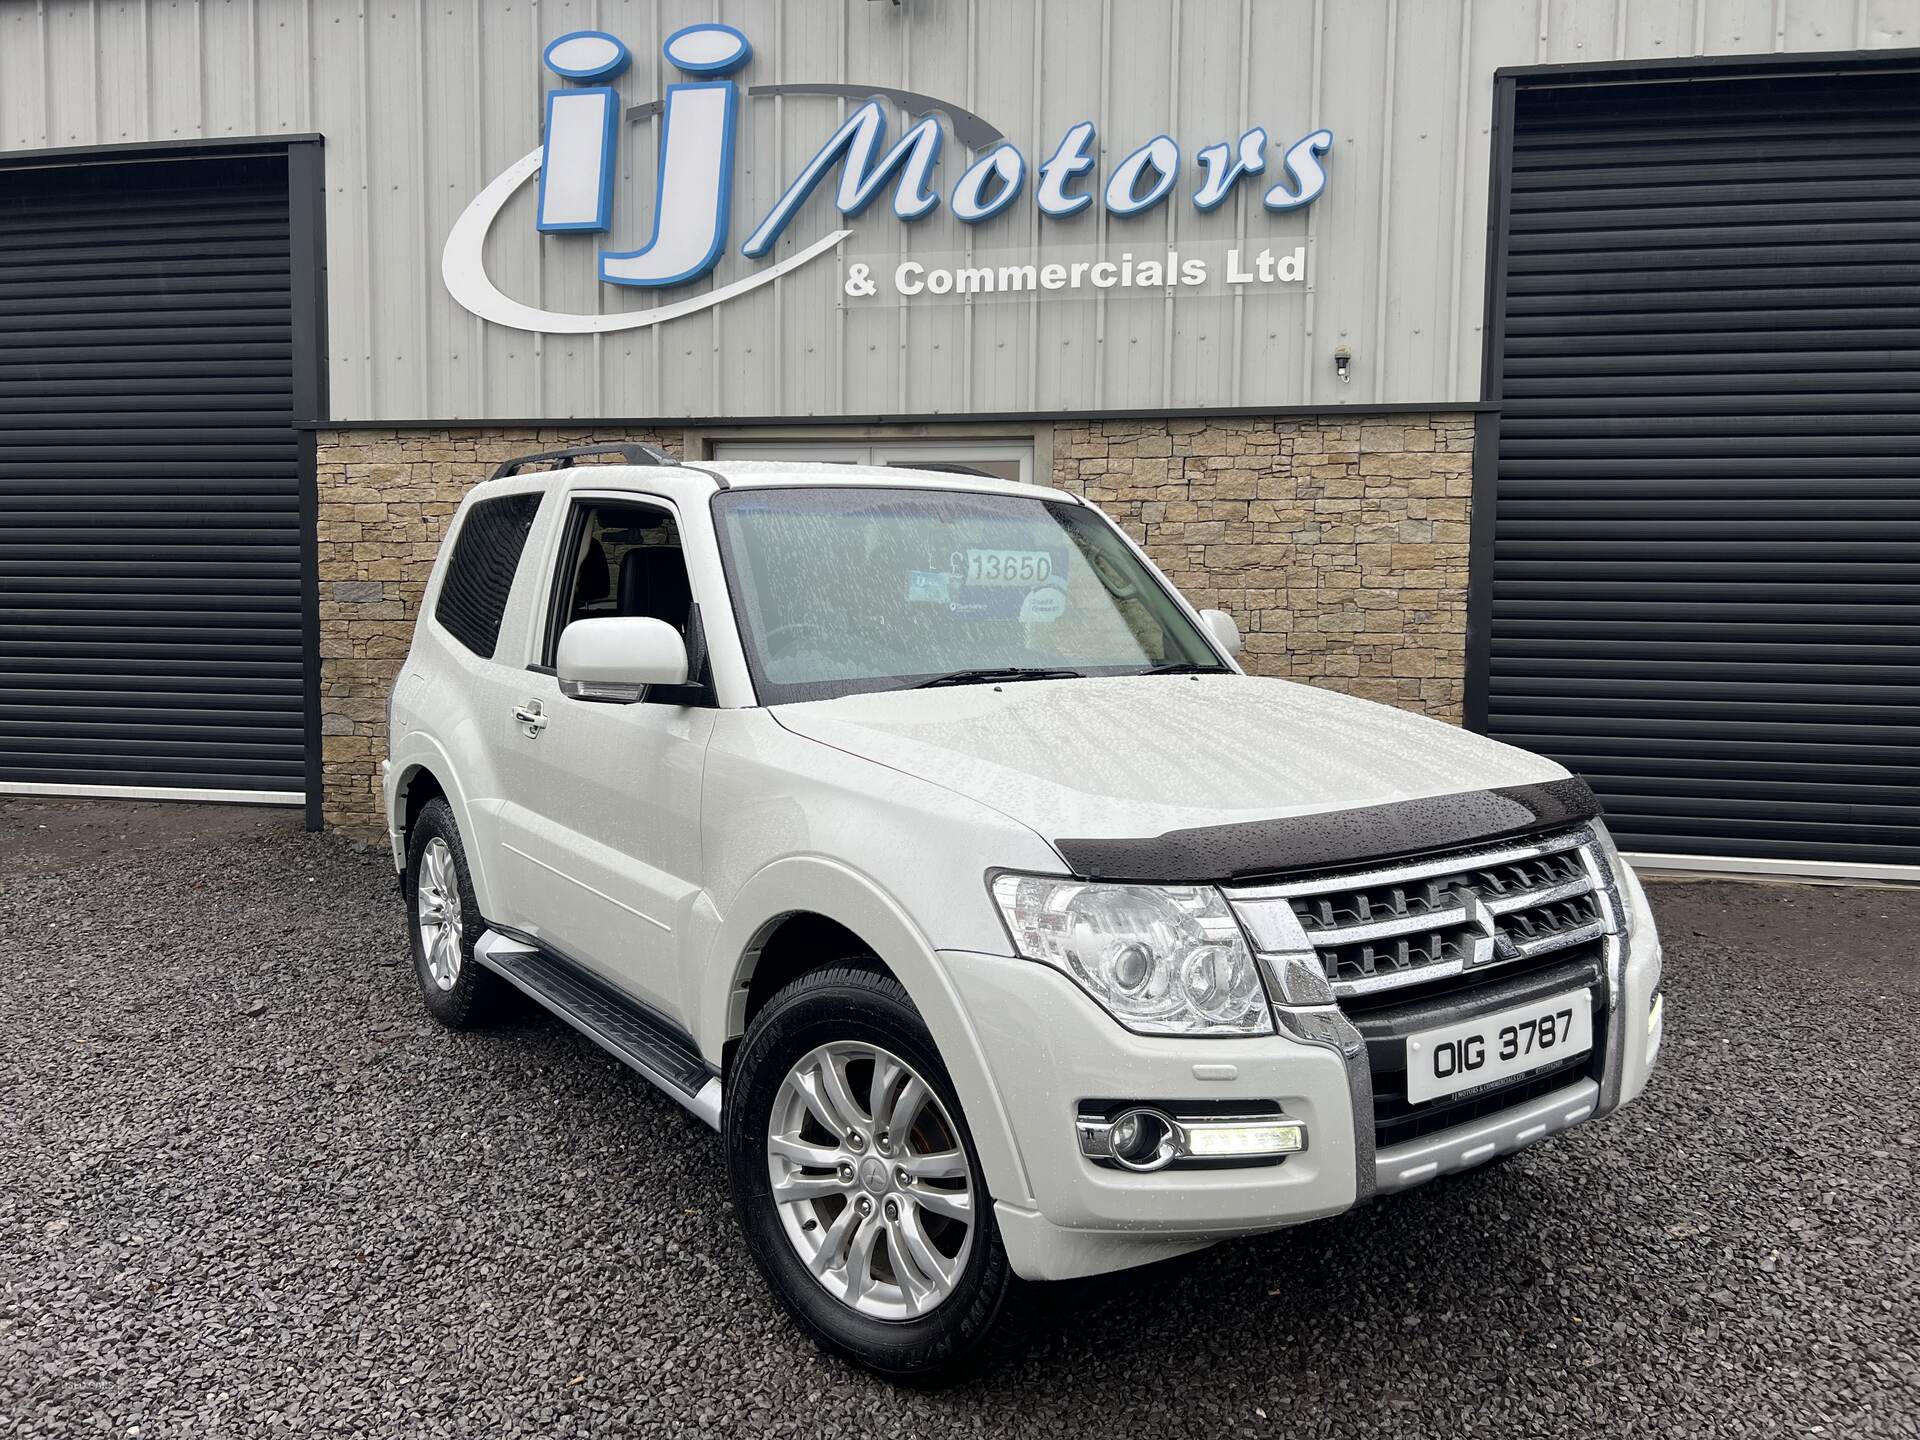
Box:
[403,797,503,1029]
[725,964,1024,1385]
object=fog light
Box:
[1107,1108,1177,1171]
[1647,992,1665,1066]
[1077,1106,1306,1170]
[1182,1120,1306,1159]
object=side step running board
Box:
[474,929,723,1130]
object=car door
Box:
[490,492,715,1023]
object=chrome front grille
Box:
[1226,826,1621,1005]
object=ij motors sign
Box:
[442,23,1333,335]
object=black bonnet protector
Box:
[1052,777,1602,885]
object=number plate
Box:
[1404,989,1593,1104]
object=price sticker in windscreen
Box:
[953,548,1053,587]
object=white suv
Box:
[382,443,1665,1383]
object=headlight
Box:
[989,874,1272,1036]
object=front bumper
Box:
[941,911,1663,1283]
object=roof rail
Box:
[490,442,674,479]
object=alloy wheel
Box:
[416,836,464,991]
[766,1041,975,1320]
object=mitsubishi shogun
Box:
[382,443,1665,1382]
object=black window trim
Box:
[538,496,599,671]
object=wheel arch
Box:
[387,739,501,920]
[396,763,445,837]
[701,857,1033,1208]
[737,911,875,1023]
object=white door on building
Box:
[711,440,1034,487]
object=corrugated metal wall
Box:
[3,0,1917,422]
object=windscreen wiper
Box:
[912,667,1084,689]
[1138,661,1222,675]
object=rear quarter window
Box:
[433,492,542,658]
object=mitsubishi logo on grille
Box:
[1459,890,1519,970]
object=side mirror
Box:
[1199,607,1241,659]
[556,616,688,702]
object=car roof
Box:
[474,457,1075,506]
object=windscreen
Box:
[711,486,1228,703]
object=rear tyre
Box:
[403,797,503,1028]
[725,964,1026,1385]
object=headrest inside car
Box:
[619,546,693,631]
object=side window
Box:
[544,499,710,703]
[434,492,541,659]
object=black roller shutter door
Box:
[0,153,304,798]
[1486,65,1920,868]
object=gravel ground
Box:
[2,807,1915,1438]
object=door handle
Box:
[513,701,548,734]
